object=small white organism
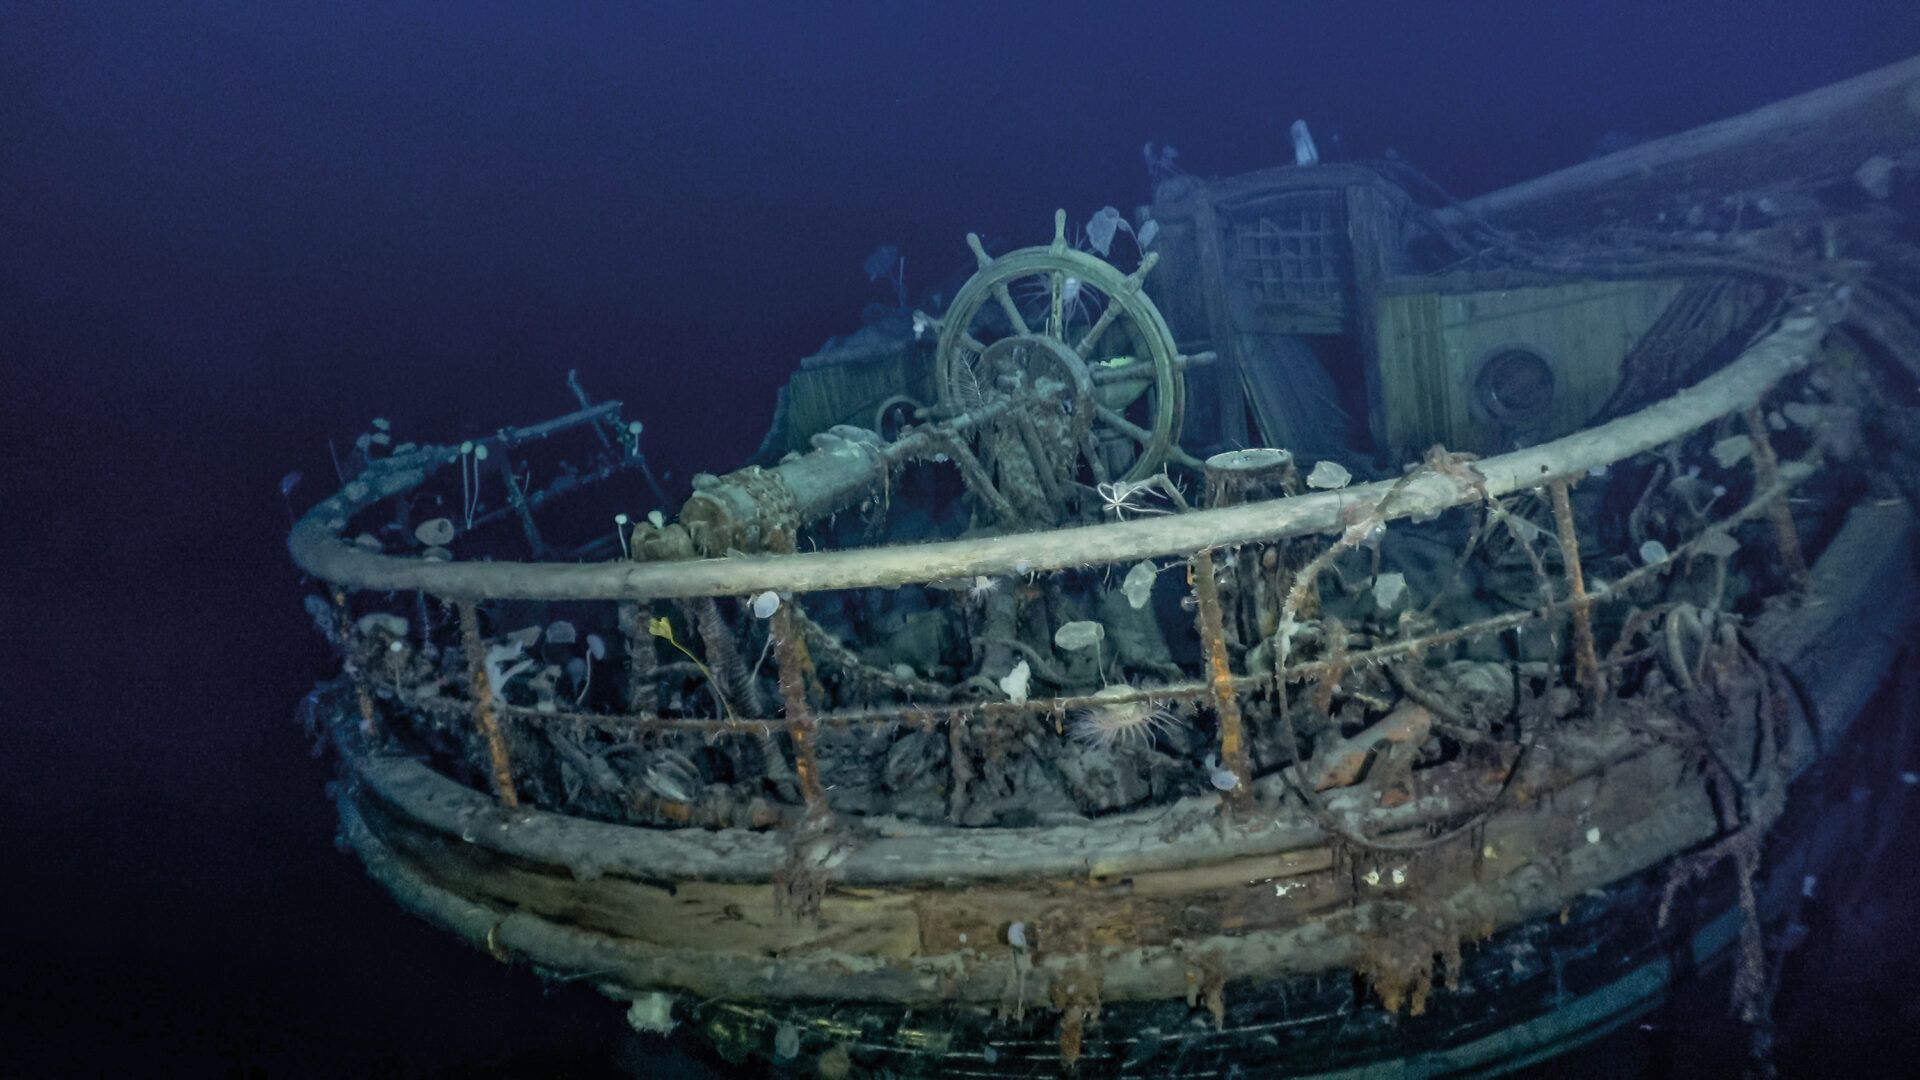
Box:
[575,633,607,704]
[1291,119,1319,166]
[1639,539,1670,565]
[1097,477,1173,520]
[414,517,456,546]
[1086,205,1128,257]
[1372,572,1407,611]
[1055,620,1105,651]
[613,513,631,559]
[625,993,676,1035]
[1306,460,1351,490]
[1059,276,1086,326]
[1055,620,1106,679]
[1122,560,1159,610]
[1018,271,1093,327]
[1204,753,1238,791]
[1059,618,1105,653]
[1710,434,1753,468]
[751,590,781,619]
[968,575,999,603]
[1006,921,1028,949]
[483,641,533,697]
[998,659,1032,704]
[773,1023,800,1061]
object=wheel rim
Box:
[933,210,1185,484]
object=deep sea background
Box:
[5,3,1920,1076]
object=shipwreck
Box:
[290,57,1920,1076]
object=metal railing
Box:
[293,315,1828,825]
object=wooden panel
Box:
[366,795,926,958]
[1377,279,1685,461]
[913,849,1343,955]
[783,341,936,452]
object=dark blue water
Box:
[6,3,1919,1075]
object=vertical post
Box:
[770,603,831,818]
[618,600,659,714]
[331,587,380,739]
[1743,407,1812,590]
[1346,183,1397,453]
[1547,480,1605,704]
[1189,192,1250,449]
[456,602,521,809]
[1192,548,1252,804]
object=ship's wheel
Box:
[931,210,1187,488]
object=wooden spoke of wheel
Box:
[967,233,1031,338]
[1096,403,1207,472]
[1076,253,1159,360]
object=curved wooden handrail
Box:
[290,316,1825,603]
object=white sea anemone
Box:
[1069,686,1182,751]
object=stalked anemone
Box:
[1069,685,1183,751]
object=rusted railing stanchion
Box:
[617,600,660,714]
[1547,480,1606,704]
[329,587,382,739]
[1191,548,1252,803]
[456,601,521,809]
[1743,407,1812,589]
[770,603,831,818]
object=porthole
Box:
[1472,347,1556,428]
